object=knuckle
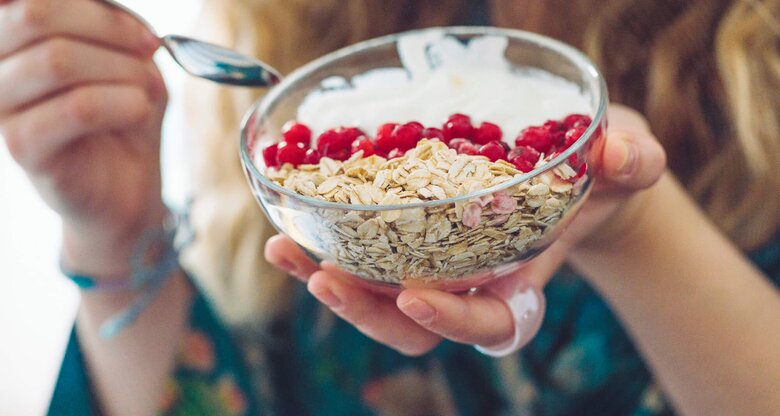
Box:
[65,87,99,124]
[41,38,74,82]
[124,89,151,122]
[18,0,48,28]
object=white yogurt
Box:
[296,31,591,141]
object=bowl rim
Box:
[239,26,608,212]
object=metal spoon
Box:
[102,0,282,87]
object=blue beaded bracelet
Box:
[61,204,195,339]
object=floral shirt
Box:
[48,236,780,416]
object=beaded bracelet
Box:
[60,202,195,339]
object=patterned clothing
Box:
[48,237,780,416]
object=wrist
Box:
[61,202,169,280]
[570,173,690,287]
[570,173,674,280]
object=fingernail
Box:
[311,288,342,309]
[617,136,638,175]
[400,298,436,324]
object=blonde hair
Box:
[182,0,464,326]
[183,0,780,326]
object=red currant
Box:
[479,141,507,162]
[544,120,565,132]
[563,126,587,149]
[443,113,474,142]
[405,121,424,131]
[375,123,399,153]
[515,125,555,154]
[422,127,446,142]
[276,141,307,166]
[509,146,541,173]
[448,138,471,150]
[473,122,502,145]
[326,148,351,161]
[303,148,321,165]
[458,142,480,156]
[563,114,592,129]
[262,143,279,168]
[281,121,312,146]
[351,137,376,157]
[338,127,365,145]
[316,129,341,152]
[394,122,424,150]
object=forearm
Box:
[76,269,193,416]
[571,174,780,416]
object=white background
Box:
[0,1,200,414]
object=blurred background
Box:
[0,1,201,413]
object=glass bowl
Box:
[240,27,608,293]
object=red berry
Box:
[457,142,480,156]
[375,123,399,153]
[544,120,566,148]
[563,126,587,149]
[512,159,535,173]
[473,122,503,145]
[317,127,361,153]
[544,120,565,132]
[577,162,588,178]
[394,123,423,150]
[326,148,351,161]
[261,143,279,168]
[448,138,471,150]
[422,127,446,142]
[276,142,307,166]
[448,113,470,122]
[387,148,406,159]
[405,121,424,131]
[509,146,541,173]
[563,114,592,129]
[351,137,376,157]
[303,148,321,165]
[515,125,555,154]
[281,121,312,146]
[443,114,474,142]
[316,129,341,152]
[479,141,507,162]
[338,127,365,145]
[568,153,581,168]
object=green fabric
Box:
[48,237,780,415]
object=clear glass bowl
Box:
[240,27,608,293]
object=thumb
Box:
[600,105,667,190]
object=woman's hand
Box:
[0,0,168,278]
[265,104,666,355]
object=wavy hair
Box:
[183,0,780,327]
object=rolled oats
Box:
[267,139,579,284]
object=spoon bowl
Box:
[102,0,283,88]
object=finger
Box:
[397,288,516,347]
[1,84,151,171]
[0,38,151,115]
[307,270,442,356]
[600,106,667,190]
[264,234,321,282]
[0,0,157,58]
[608,104,652,132]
